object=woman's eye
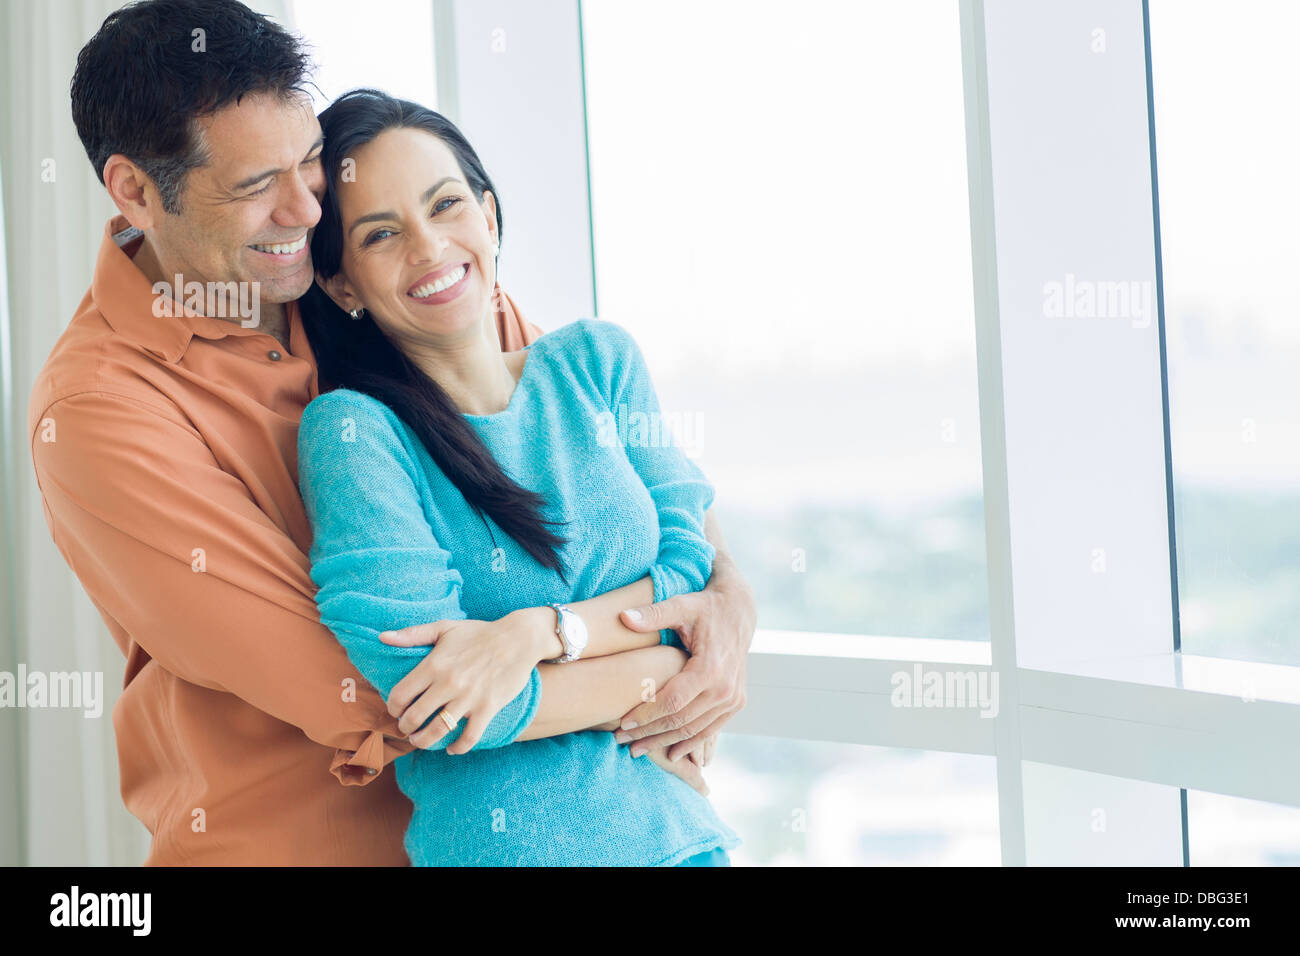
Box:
[362,198,459,246]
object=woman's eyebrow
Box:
[346,176,462,237]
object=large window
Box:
[580,0,988,643]
[579,0,991,865]
[710,739,999,866]
[1187,790,1300,866]
[290,0,1300,868]
[289,0,437,110]
[1149,0,1300,667]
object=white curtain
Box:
[0,0,292,867]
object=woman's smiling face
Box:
[325,125,498,348]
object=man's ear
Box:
[103,155,161,231]
[316,271,360,314]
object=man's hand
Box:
[614,552,756,761]
[597,710,710,790]
[688,735,718,768]
[643,744,709,795]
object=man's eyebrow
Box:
[346,176,463,237]
[231,136,326,192]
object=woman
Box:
[296,89,741,866]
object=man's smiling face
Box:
[146,90,325,304]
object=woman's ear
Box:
[480,189,498,242]
[316,271,359,314]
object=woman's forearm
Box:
[512,644,687,741]
[508,575,662,663]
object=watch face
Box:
[562,608,589,652]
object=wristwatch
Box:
[545,604,589,663]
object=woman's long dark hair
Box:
[300,88,567,578]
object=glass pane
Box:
[1149,0,1300,666]
[1187,790,1300,866]
[287,0,437,111]
[580,0,988,641]
[710,736,1000,865]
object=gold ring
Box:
[437,710,458,733]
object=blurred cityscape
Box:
[704,485,1300,865]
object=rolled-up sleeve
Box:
[589,321,717,648]
[29,390,413,785]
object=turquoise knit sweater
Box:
[297,318,741,866]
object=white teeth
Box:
[252,235,307,255]
[410,264,468,298]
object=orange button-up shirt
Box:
[28,216,544,865]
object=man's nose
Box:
[272,166,323,230]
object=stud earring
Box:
[349,308,363,320]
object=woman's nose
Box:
[409,220,450,263]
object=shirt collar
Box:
[93,214,306,364]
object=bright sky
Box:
[281,0,1300,493]
[1149,0,1300,353]
[287,0,437,109]
[580,0,977,376]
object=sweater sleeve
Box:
[297,390,542,750]
[586,321,716,647]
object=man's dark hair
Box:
[71,0,312,214]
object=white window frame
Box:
[434,0,1300,865]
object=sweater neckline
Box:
[461,342,538,424]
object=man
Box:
[28,0,755,865]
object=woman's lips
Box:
[407,262,471,305]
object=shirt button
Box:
[268,349,282,361]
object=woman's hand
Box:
[379,608,557,754]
